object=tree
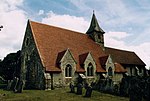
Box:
[1,50,21,80]
[0,59,2,76]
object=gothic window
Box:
[108,67,113,76]
[98,34,101,40]
[87,63,94,76]
[98,35,103,43]
[65,64,72,77]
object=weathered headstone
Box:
[76,83,83,95]
[7,80,13,90]
[84,82,89,89]
[14,80,24,93]
[13,77,19,92]
[84,86,92,97]
[69,82,75,93]
[112,84,119,95]
[105,78,113,93]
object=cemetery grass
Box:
[0,88,129,101]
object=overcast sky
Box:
[0,0,150,69]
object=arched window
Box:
[25,38,29,46]
[87,63,94,76]
[108,67,113,76]
[65,64,72,77]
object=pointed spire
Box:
[86,12,105,34]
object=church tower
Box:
[86,12,105,49]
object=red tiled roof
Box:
[99,55,109,66]
[56,50,67,64]
[79,52,89,65]
[96,60,107,73]
[29,21,107,73]
[114,63,127,73]
[99,56,126,73]
[105,47,146,66]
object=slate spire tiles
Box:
[86,12,105,34]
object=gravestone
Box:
[14,80,24,93]
[7,80,13,90]
[105,78,113,92]
[84,82,89,89]
[84,86,92,97]
[13,77,19,92]
[76,83,83,95]
[69,82,75,93]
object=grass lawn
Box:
[0,88,129,101]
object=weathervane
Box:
[0,25,3,31]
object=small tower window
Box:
[98,35,103,43]
[98,35,101,39]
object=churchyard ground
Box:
[0,88,129,101]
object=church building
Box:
[20,13,146,90]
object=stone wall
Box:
[113,73,123,84]
[105,56,115,77]
[84,53,96,76]
[125,66,146,76]
[20,22,45,90]
[59,49,76,86]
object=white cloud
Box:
[69,0,91,12]
[42,11,89,33]
[105,32,130,50]
[0,0,23,11]
[38,10,44,15]
[131,43,150,69]
[0,0,27,59]
[106,31,130,40]
[105,31,150,69]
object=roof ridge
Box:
[29,20,87,36]
[105,47,134,53]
